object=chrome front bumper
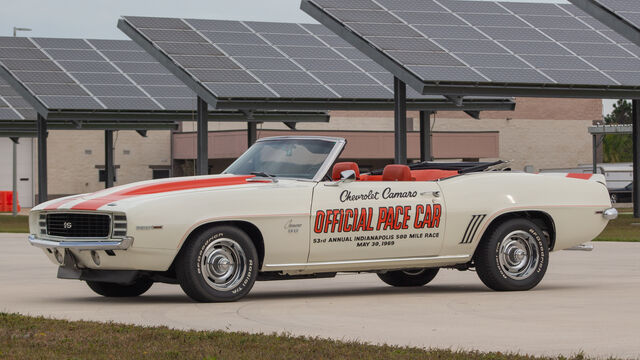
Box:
[28,234,134,250]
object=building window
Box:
[152,169,170,179]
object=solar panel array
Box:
[0,37,200,111]
[121,16,462,99]
[0,76,34,120]
[580,0,640,30]
[303,0,640,87]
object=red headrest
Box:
[382,164,412,181]
[332,162,360,181]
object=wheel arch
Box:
[172,220,266,271]
[474,210,556,256]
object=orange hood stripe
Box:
[70,175,261,211]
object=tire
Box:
[176,225,258,302]
[86,278,153,297]
[377,268,439,287]
[475,218,549,291]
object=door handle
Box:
[420,191,440,197]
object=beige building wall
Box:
[179,98,602,172]
[40,130,171,198]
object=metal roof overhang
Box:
[0,119,180,131]
[301,0,640,100]
[41,109,331,123]
[117,18,515,111]
[212,97,515,112]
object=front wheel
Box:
[377,268,439,287]
[86,278,153,297]
[475,218,549,291]
[176,226,258,302]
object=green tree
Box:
[602,100,633,163]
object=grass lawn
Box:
[0,312,602,360]
[0,215,28,233]
[594,213,640,242]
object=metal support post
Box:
[12,139,17,216]
[196,97,209,175]
[36,113,47,204]
[592,134,597,175]
[633,100,640,217]
[104,130,114,188]
[393,77,407,165]
[420,111,432,162]
[247,122,257,147]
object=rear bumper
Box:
[601,207,618,220]
[28,234,134,250]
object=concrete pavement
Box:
[1,233,639,359]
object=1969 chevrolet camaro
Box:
[29,136,617,302]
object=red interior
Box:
[334,163,458,182]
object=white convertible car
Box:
[29,136,617,302]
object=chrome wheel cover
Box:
[201,238,247,291]
[498,230,539,280]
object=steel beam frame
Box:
[43,110,331,123]
[213,99,516,112]
[247,122,257,147]
[592,134,598,175]
[104,130,114,188]
[394,77,407,165]
[633,100,639,218]
[12,139,17,215]
[419,111,432,162]
[196,97,209,176]
[36,113,47,204]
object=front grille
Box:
[46,213,111,238]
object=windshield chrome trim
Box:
[311,138,346,182]
[225,136,346,182]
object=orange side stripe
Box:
[566,173,592,180]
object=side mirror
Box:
[340,169,356,182]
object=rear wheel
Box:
[475,218,548,291]
[176,225,258,302]
[86,278,153,297]
[377,268,439,287]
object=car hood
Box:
[34,174,268,211]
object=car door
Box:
[308,179,446,262]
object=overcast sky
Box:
[2,0,614,115]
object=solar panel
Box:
[0,37,352,122]
[0,37,207,113]
[568,0,640,49]
[302,0,640,98]
[118,16,517,109]
[0,76,33,120]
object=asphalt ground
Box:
[1,233,638,359]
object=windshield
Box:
[223,138,339,180]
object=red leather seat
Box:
[332,162,360,181]
[382,164,413,181]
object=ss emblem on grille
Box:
[63,222,72,229]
